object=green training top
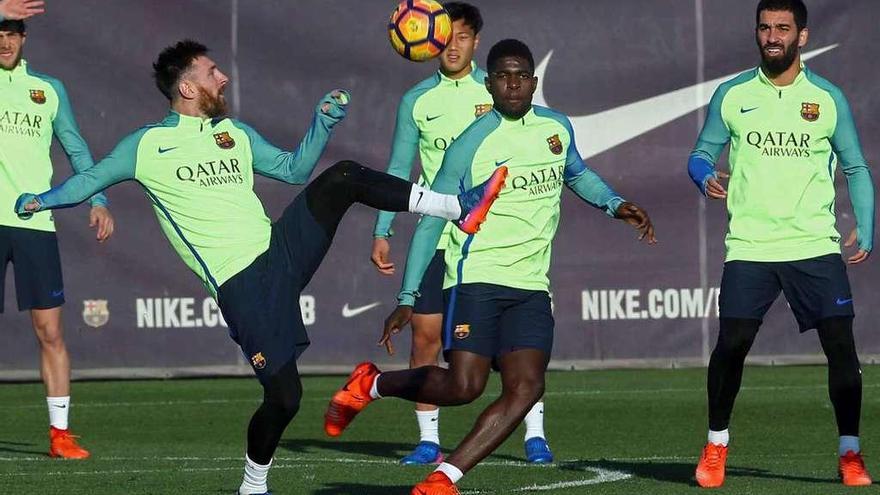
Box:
[373,63,492,247]
[26,108,341,296]
[0,59,107,231]
[689,65,874,261]
[397,106,624,306]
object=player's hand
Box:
[705,171,729,199]
[89,206,115,242]
[0,0,45,20]
[371,237,395,275]
[379,305,413,355]
[615,201,656,244]
[844,228,870,265]
[14,192,40,219]
[317,89,350,123]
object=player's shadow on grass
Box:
[311,482,413,495]
[278,438,522,463]
[578,459,839,486]
[0,439,43,456]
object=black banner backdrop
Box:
[1,1,877,378]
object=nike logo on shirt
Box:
[158,146,179,154]
[740,107,759,114]
[426,114,443,122]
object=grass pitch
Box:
[1,365,877,494]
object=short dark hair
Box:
[756,0,808,31]
[152,39,209,101]
[0,19,25,34]
[443,2,483,35]
[486,39,534,73]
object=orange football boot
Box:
[411,471,460,495]
[324,362,380,437]
[695,442,727,488]
[49,427,90,459]
[839,450,872,486]
[455,165,508,235]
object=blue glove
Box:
[316,89,350,125]
[14,193,41,220]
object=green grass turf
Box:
[0,365,877,494]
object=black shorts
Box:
[0,226,65,312]
[719,253,854,332]
[413,250,445,315]
[442,282,554,360]
[218,192,331,384]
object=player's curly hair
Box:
[486,39,534,73]
[153,39,209,101]
[443,2,483,35]
[757,0,808,31]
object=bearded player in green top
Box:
[16,39,507,495]
[326,39,655,495]
[688,0,874,488]
[371,2,552,465]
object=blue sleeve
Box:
[396,120,488,306]
[557,114,624,216]
[45,78,109,207]
[374,92,421,238]
[688,85,731,195]
[235,93,346,185]
[19,130,142,213]
[830,89,875,252]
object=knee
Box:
[33,322,65,350]
[411,333,441,363]
[714,318,759,358]
[447,375,487,405]
[325,160,362,182]
[265,380,303,420]
[504,376,545,405]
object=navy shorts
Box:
[719,253,854,332]
[442,282,554,360]
[413,250,445,315]
[0,226,65,312]
[218,192,331,384]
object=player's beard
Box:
[759,39,799,77]
[0,50,22,71]
[197,86,228,119]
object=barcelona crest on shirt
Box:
[251,352,267,370]
[214,131,236,149]
[547,134,563,155]
[29,89,46,104]
[801,102,820,122]
[454,324,470,340]
[474,103,493,117]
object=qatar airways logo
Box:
[0,110,43,137]
[745,131,812,158]
[510,164,566,197]
[176,158,245,187]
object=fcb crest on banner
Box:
[474,104,493,117]
[801,102,820,122]
[29,89,46,104]
[82,300,109,328]
[547,134,563,155]
[214,131,235,149]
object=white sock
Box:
[523,401,546,441]
[239,454,271,495]
[708,429,729,447]
[369,373,382,399]
[840,435,860,456]
[47,396,70,430]
[416,409,440,444]
[409,184,461,220]
[435,462,464,483]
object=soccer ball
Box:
[388,0,453,62]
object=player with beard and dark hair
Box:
[688,0,874,487]
[326,38,655,495]
[370,2,552,465]
[0,11,114,459]
[15,39,507,495]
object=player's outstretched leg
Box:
[696,318,759,488]
[817,317,872,486]
[238,360,303,495]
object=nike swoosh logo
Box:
[495,158,512,167]
[836,298,853,306]
[533,44,837,158]
[51,290,64,298]
[740,107,759,114]
[415,191,424,208]
[53,404,67,408]
[158,146,178,154]
[342,302,381,318]
[426,114,443,122]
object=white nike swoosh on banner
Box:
[342,302,382,318]
[533,44,838,159]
